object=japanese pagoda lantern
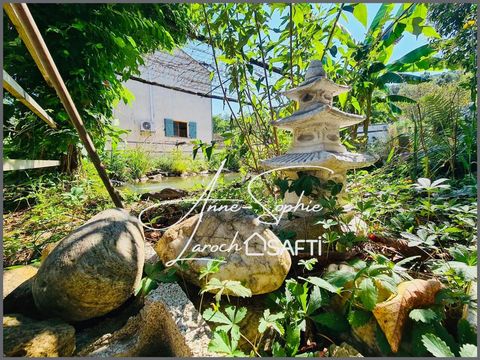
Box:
[262,60,376,203]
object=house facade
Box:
[111,49,212,154]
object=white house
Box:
[111,49,213,154]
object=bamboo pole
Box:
[3,70,57,128]
[4,3,123,208]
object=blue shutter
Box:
[188,121,197,139]
[164,118,174,137]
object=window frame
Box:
[173,120,188,138]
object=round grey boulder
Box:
[32,208,145,322]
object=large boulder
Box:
[32,208,145,322]
[155,210,291,295]
[3,314,76,357]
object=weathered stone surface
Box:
[3,265,38,298]
[155,210,291,295]
[41,242,58,261]
[329,342,363,357]
[3,266,39,317]
[32,208,145,322]
[3,314,76,357]
[140,188,188,201]
[78,283,213,357]
[147,173,163,182]
[144,241,160,264]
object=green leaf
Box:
[203,308,231,325]
[421,333,455,357]
[113,36,126,48]
[201,278,252,303]
[311,312,350,332]
[348,309,372,328]
[258,309,285,336]
[208,330,246,357]
[368,4,394,35]
[324,269,355,288]
[353,3,368,28]
[457,319,477,346]
[307,284,323,315]
[387,94,416,104]
[357,278,378,311]
[459,344,477,357]
[409,308,439,323]
[302,276,342,294]
[285,324,301,356]
[350,96,361,112]
[387,44,435,71]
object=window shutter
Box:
[164,118,174,137]
[188,121,197,139]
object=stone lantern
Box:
[262,60,376,203]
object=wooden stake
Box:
[4,3,123,208]
[3,70,57,128]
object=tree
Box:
[427,3,477,101]
[3,3,190,172]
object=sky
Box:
[209,3,429,117]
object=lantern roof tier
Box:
[261,150,377,171]
[283,77,350,101]
[273,103,365,131]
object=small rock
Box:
[145,242,160,264]
[147,174,163,182]
[329,342,363,357]
[139,176,149,183]
[32,208,145,322]
[78,283,213,357]
[155,210,291,295]
[140,188,188,201]
[3,313,76,357]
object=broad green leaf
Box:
[368,4,394,36]
[306,284,323,315]
[348,309,372,328]
[353,4,368,28]
[338,92,348,108]
[387,94,416,104]
[113,36,126,48]
[324,269,355,288]
[421,26,441,39]
[387,44,435,71]
[409,308,439,323]
[457,319,477,346]
[358,278,378,311]
[421,333,454,357]
[302,276,342,294]
[311,312,350,332]
[459,344,477,357]
[351,96,361,112]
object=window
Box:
[173,121,188,137]
[164,118,197,138]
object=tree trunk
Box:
[60,144,80,174]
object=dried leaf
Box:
[372,279,442,353]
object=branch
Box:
[321,3,344,61]
[129,75,248,104]
[190,32,285,76]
